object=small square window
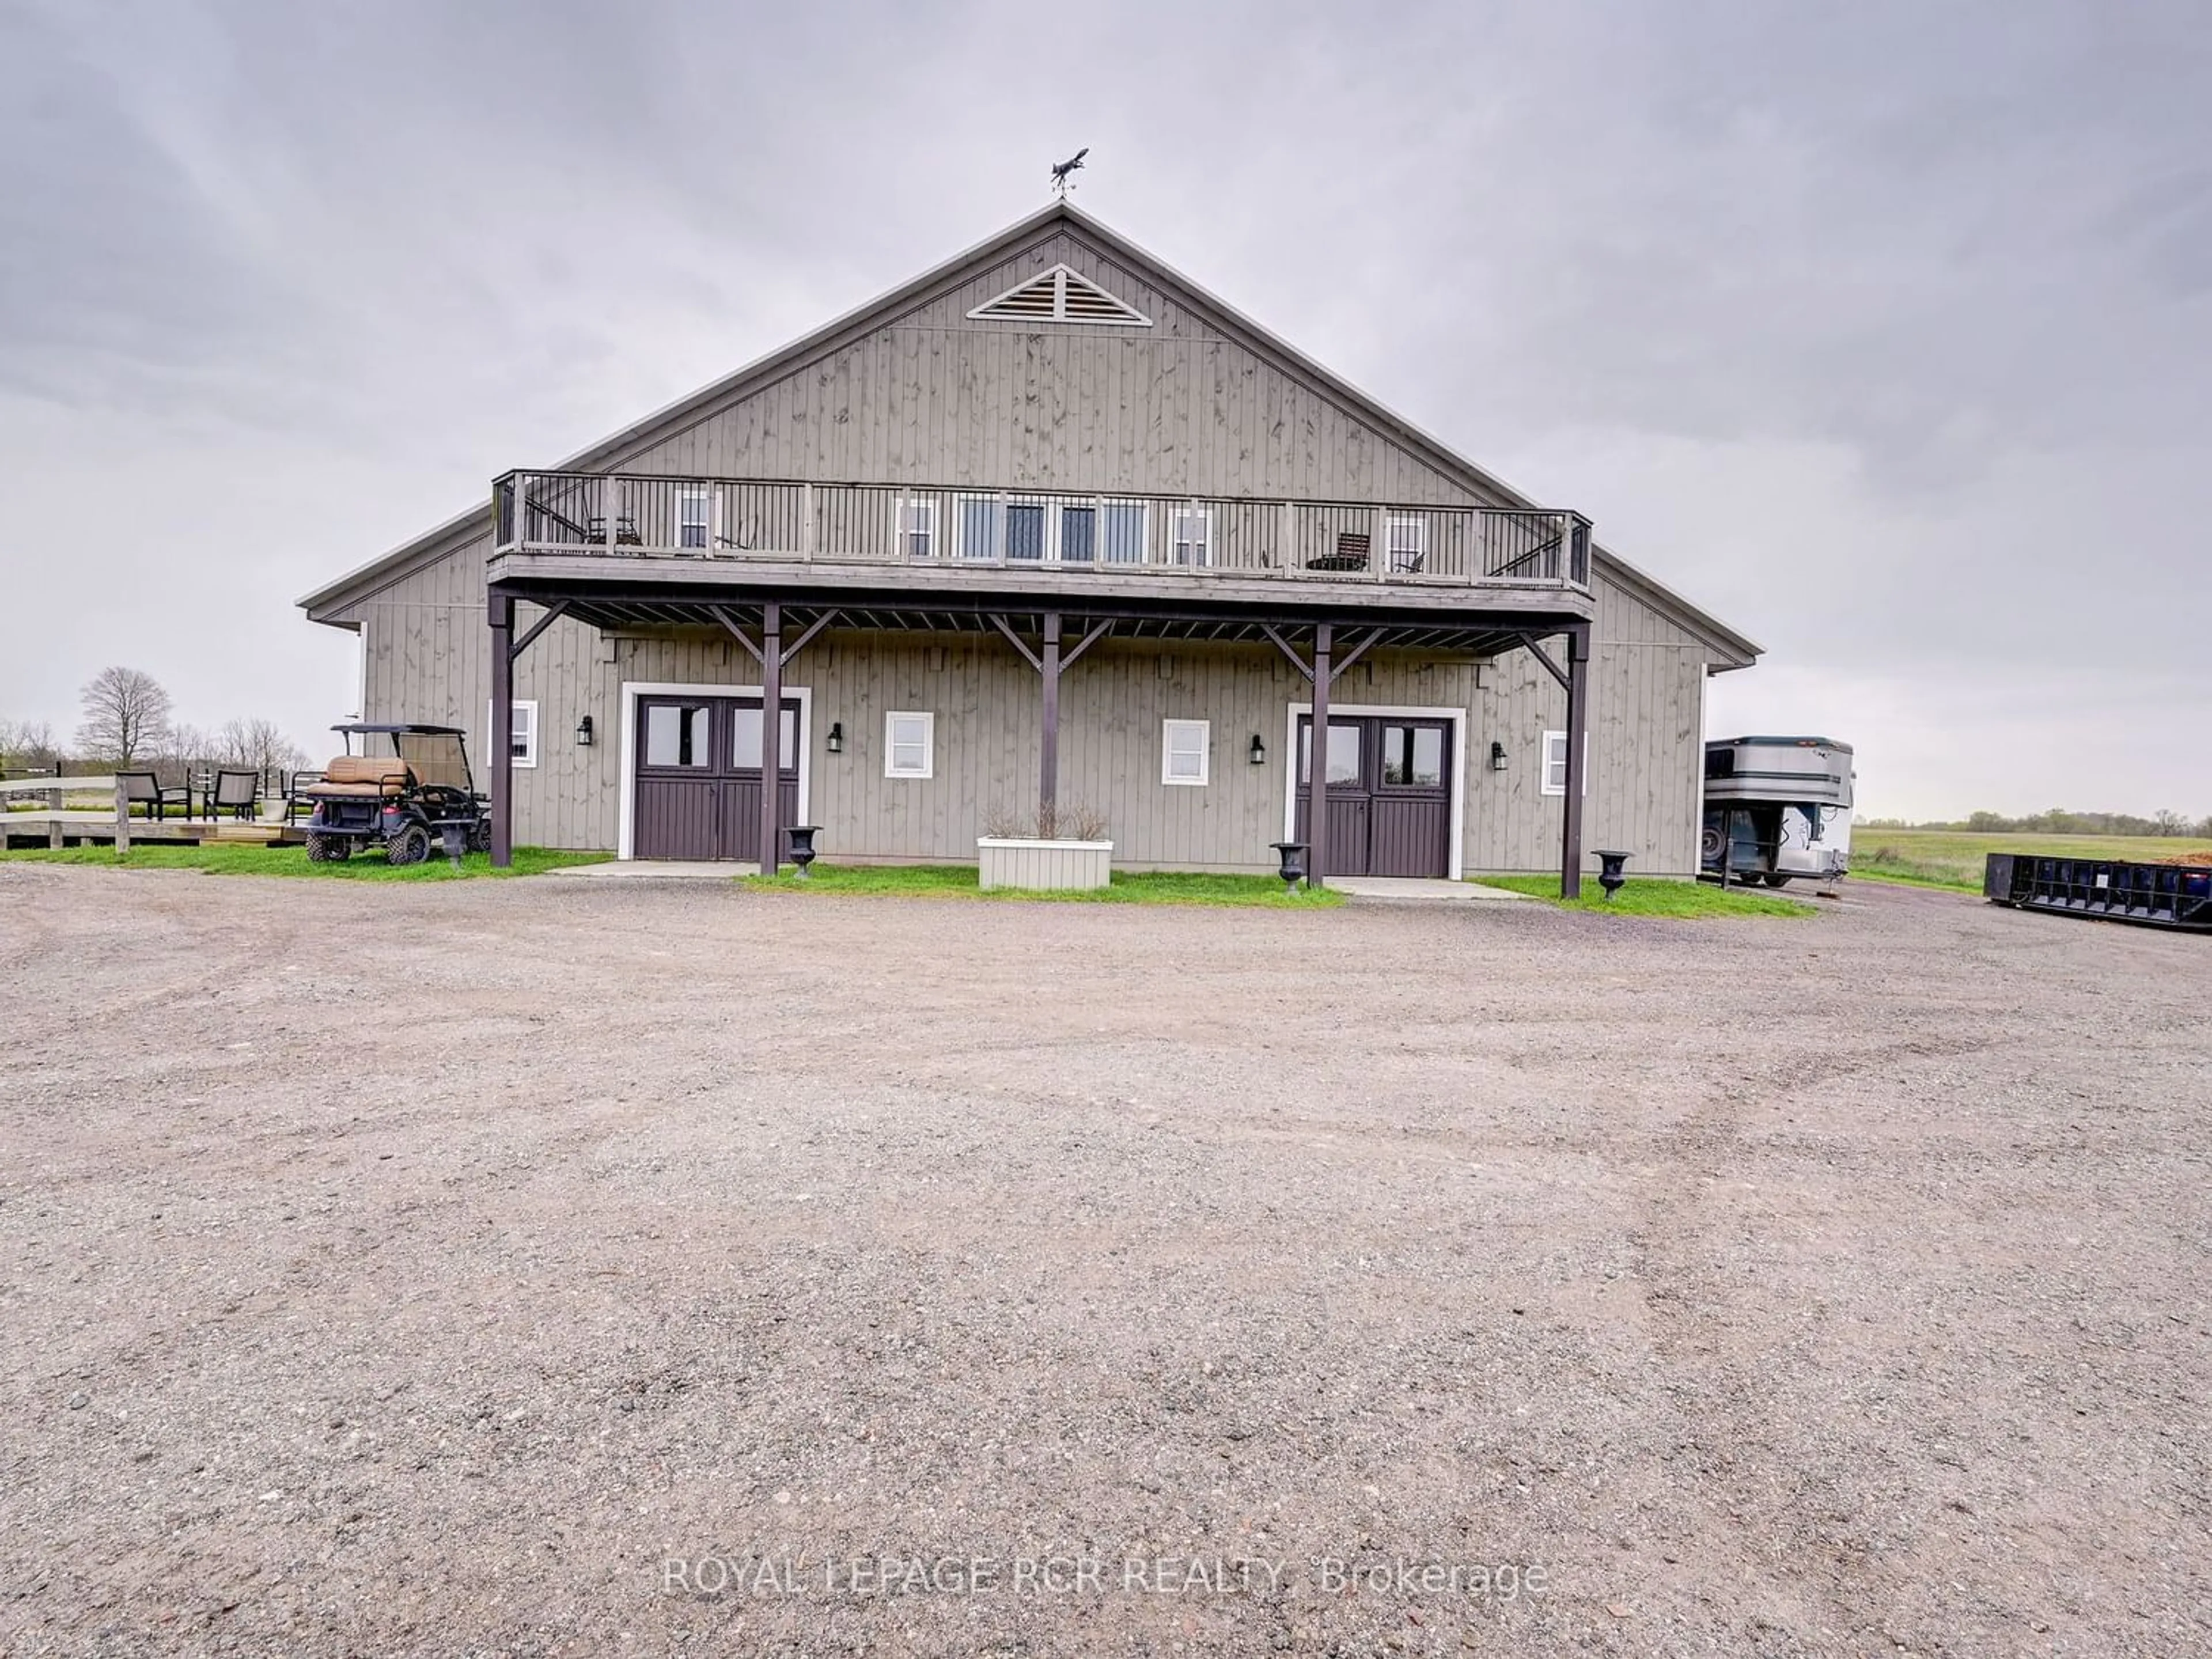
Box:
[885,711,934,779]
[1162,719,1209,786]
[1540,730,1586,796]
[897,499,938,560]
[1169,505,1211,567]
[677,486,712,550]
[1387,514,1427,574]
[488,700,538,768]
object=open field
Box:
[1853,827,2212,891]
[2,867,2207,1656]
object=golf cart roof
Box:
[331,722,469,736]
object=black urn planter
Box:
[1594,849,1631,900]
[786,824,822,878]
[1268,839,1308,892]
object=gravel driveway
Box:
[1,866,2205,1657]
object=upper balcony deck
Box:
[490,471,1594,627]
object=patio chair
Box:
[118,770,188,821]
[283,770,325,825]
[585,514,643,547]
[1306,531,1370,573]
[210,768,262,821]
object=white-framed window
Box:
[1161,718,1210,786]
[487,700,538,768]
[885,710,934,779]
[1540,730,1587,796]
[677,484,713,550]
[897,498,938,560]
[1386,514,1427,574]
[1101,499,1149,563]
[956,494,1001,560]
[1168,504,1212,566]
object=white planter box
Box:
[977,837,1113,892]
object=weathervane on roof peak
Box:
[1050,147,1088,199]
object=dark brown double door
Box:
[634,695,800,861]
[1296,715,1453,877]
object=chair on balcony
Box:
[118,770,188,821]
[209,769,262,821]
[1306,531,1370,573]
[586,514,643,547]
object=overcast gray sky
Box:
[3,0,2205,819]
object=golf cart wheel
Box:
[469,817,493,853]
[1699,824,1726,863]
[305,832,350,863]
[384,823,431,866]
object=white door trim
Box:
[1281,700,1467,882]
[618,679,813,860]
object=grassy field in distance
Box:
[1851,828,2212,892]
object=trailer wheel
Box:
[305,833,350,863]
[1762,873,1793,888]
[384,823,431,866]
[1699,824,1726,863]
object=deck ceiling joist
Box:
[516,584,1583,661]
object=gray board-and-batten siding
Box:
[334,545,1715,875]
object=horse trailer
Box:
[1701,736,1855,886]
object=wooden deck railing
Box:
[493,472,1592,589]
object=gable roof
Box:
[298,201,1760,665]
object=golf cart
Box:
[301,723,491,865]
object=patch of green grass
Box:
[0,843,609,880]
[1475,873,1816,917]
[1851,828,2212,894]
[745,862,1342,907]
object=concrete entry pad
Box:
[541,858,755,881]
[1330,874,1535,903]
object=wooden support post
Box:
[1309,622,1332,889]
[760,600,782,876]
[113,777,130,859]
[1039,611,1062,819]
[490,592,515,868]
[47,787,62,850]
[1560,623,1590,899]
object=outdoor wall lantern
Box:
[826,721,845,755]
[1489,740,1508,771]
[1249,734,1267,766]
[575,714,594,747]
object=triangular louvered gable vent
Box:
[966,263,1152,327]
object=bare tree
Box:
[217,717,308,777]
[165,722,221,768]
[5,719,59,774]
[76,668,173,766]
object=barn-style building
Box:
[300,202,1758,888]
